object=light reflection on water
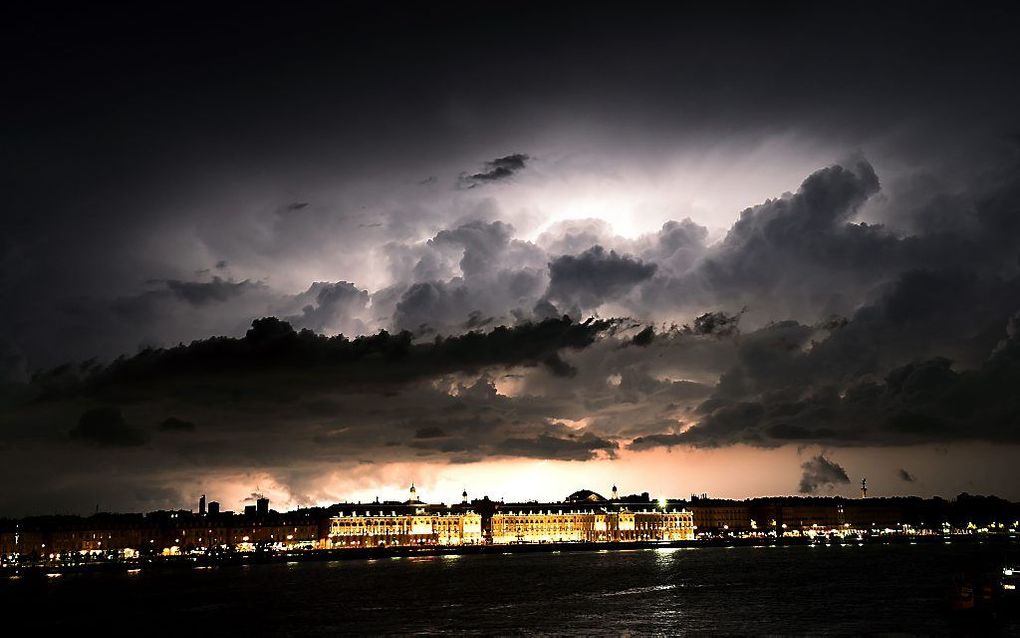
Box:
[3,543,1018,634]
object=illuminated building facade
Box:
[490,507,693,544]
[327,483,483,547]
[327,510,483,547]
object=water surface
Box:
[4,543,1017,634]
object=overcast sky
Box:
[3,1,1020,515]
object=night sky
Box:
[3,2,1020,515]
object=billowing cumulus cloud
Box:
[284,281,370,335]
[544,246,657,316]
[6,156,1020,512]
[798,455,850,494]
[636,161,888,324]
[4,2,1020,512]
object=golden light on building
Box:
[327,511,483,547]
[490,508,693,544]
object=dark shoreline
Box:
[4,534,1017,577]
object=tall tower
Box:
[860,478,868,498]
[199,494,206,515]
[409,482,418,503]
[611,484,618,501]
[462,488,468,504]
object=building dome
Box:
[565,489,607,503]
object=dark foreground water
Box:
[3,543,1018,635]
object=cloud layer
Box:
[2,154,1020,512]
[3,2,1020,513]
[798,455,850,494]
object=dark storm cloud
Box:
[0,316,633,512]
[898,468,917,483]
[638,161,888,322]
[627,313,741,349]
[163,277,261,306]
[459,154,529,188]
[684,311,743,338]
[158,417,196,433]
[11,157,1020,476]
[495,432,618,461]
[541,353,577,378]
[414,426,446,439]
[4,1,1020,512]
[631,325,655,346]
[620,151,1020,452]
[0,340,28,385]
[52,145,1020,471]
[31,316,614,404]
[388,266,548,335]
[463,310,495,330]
[71,407,149,447]
[798,454,850,494]
[632,311,1020,449]
[4,1,1019,370]
[544,246,657,315]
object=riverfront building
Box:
[327,510,482,547]
[5,488,1017,564]
[326,483,483,547]
[490,489,694,543]
[491,508,693,543]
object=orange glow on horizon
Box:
[177,443,1020,514]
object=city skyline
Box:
[6,480,1015,564]
[11,473,1018,519]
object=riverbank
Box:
[4,533,1017,577]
